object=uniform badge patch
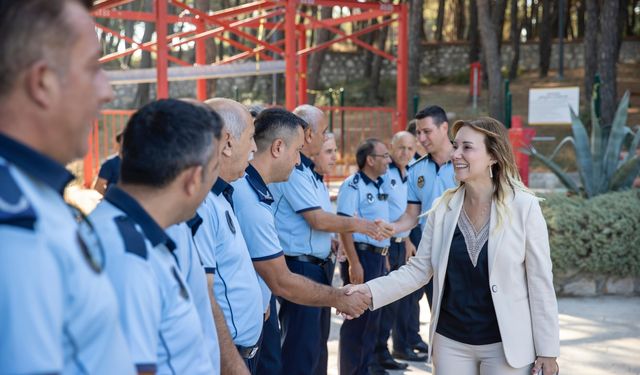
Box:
[366,192,374,203]
[417,175,425,189]
[391,179,397,187]
[225,210,236,234]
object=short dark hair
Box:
[247,104,264,119]
[356,138,382,170]
[0,0,93,97]
[406,119,417,135]
[415,105,448,126]
[254,108,308,152]
[120,99,222,187]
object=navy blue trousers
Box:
[279,258,334,375]
[375,242,407,357]
[339,248,386,375]
[256,295,282,375]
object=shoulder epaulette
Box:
[0,164,37,230]
[114,215,148,259]
[348,173,360,190]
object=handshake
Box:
[365,219,395,241]
[334,284,373,319]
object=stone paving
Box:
[326,296,640,375]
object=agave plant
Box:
[527,90,640,198]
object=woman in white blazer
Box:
[346,117,559,375]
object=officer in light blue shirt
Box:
[0,1,135,372]
[374,131,417,371]
[233,108,372,374]
[391,106,457,361]
[89,99,223,374]
[165,214,221,373]
[337,138,391,375]
[194,98,263,374]
[270,105,390,375]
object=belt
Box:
[390,236,406,243]
[285,254,329,266]
[236,344,259,359]
[354,242,389,256]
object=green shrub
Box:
[540,190,640,277]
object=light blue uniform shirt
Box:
[337,171,390,247]
[165,214,220,373]
[194,178,263,347]
[407,154,457,228]
[270,153,333,259]
[383,161,410,238]
[0,133,135,375]
[90,186,213,375]
[231,165,284,313]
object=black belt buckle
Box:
[391,236,405,244]
[380,246,389,256]
[237,344,259,359]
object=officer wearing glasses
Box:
[89,99,222,374]
[337,138,391,375]
[0,1,135,373]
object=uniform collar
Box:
[389,161,408,183]
[245,164,274,205]
[104,185,176,251]
[295,152,315,171]
[0,133,74,196]
[358,170,384,189]
[313,171,324,182]
[186,213,203,237]
[212,177,235,209]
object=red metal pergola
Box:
[91,0,408,129]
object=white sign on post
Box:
[528,87,580,125]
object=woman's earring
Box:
[489,165,493,178]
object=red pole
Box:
[195,17,207,101]
[298,25,308,105]
[285,0,297,110]
[155,0,169,99]
[395,3,408,134]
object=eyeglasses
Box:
[370,153,391,159]
[68,204,106,273]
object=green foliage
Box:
[527,90,640,198]
[540,190,640,277]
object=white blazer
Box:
[367,187,560,368]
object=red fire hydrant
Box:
[508,116,536,187]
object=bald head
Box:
[204,98,252,139]
[390,131,416,168]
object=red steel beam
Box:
[195,18,207,101]
[395,2,408,132]
[298,17,395,57]
[99,28,195,64]
[93,9,192,23]
[95,23,190,66]
[207,0,280,21]
[155,0,169,98]
[285,0,297,110]
[215,40,285,65]
[302,8,390,29]
[171,1,285,55]
[297,24,307,105]
[298,12,395,61]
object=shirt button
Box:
[491,285,498,293]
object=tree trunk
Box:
[584,0,599,106]
[307,6,333,104]
[509,0,521,79]
[599,0,620,126]
[435,0,446,42]
[133,23,155,108]
[477,0,504,120]
[370,21,389,103]
[408,0,424,117]
[454,0,466,40]
[539,0,552,77]
[577,0,585,38]
[363,19,377,79]
[618,0,629,56]
[468,0,481,63]
[491,0,507,51]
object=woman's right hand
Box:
[349,261,364,284]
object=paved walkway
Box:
[326,296,640,374]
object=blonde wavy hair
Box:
[433,117,536,229]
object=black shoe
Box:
[412,340,429,353]
[368,363,390,375]
[378,356,409,370]
[392,348,427,362]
